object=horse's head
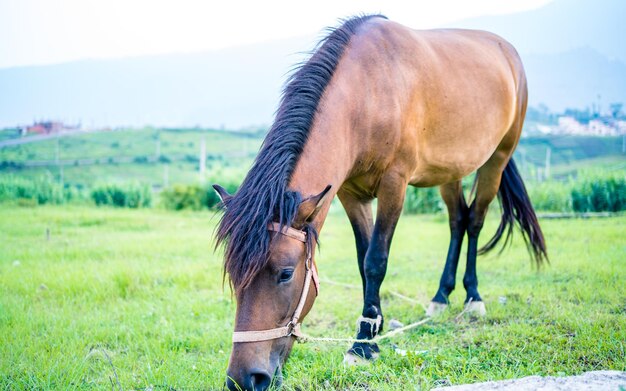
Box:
[214,184,331,391]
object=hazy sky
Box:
[1,0,552,69]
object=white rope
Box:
[388,291,428,311]
[454,297,474,321]
[295,277,432,344]
[296,316,431,344]
[320,277,428,311]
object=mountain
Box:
[452,0,626,63]
[451,0,626,112]
[522,47,626,112]
[0,0,624,128]
[0,36,314,129]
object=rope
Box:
[296,277,432,344]
[320,277,428,311]
[388,291,428,311]
[296,316,431,344]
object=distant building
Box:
[557,116,587,135]
[20,121,80,136]
[556,116,625,136]
[588,119,616,136]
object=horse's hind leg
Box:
[427,181,468,316]
[344,173,407,363]
[463,149,512,315]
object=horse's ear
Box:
[212,184,233,203]
[297,185,332,223]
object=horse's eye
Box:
[278,269,294,283]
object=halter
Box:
[231,222,320,343]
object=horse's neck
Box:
[288,119,354,230]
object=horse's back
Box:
[334,19,527,188]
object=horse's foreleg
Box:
[345,173,407,363]
[338,189,374,301]
[428,181,468,316]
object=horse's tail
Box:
[478,158,548,265]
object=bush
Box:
[0,161,24,169]
[527,182,572,212]
[160,181,238,211]
[571,174,626,212]
[158,155,171,163]
[0,175,82,205]
[404,187,442,214]
[401,172,625,215]
[133,156,149,164]
[184,154,199,163]
[91,183,152,208]
[160,184,207,211]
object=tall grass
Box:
[0,175,83,205]
[404,187,443,214]
[91,183,152,208]
[570,172,626,212]
[159,181,238,210]
[402,172,625,214]
[2,171,623,214]
[527,182,572,212]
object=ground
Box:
[433,370,626,390]
[1,205,624,390]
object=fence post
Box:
[199,138,206,179]
[55,135,60,165]
[545,146,551,180]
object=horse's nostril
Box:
[250,370,272,390]
[225,374,240,391]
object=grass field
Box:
[0,128,261,187]
[1,128,623,188]
[1,204,624,390]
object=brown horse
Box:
[214,14,547,391]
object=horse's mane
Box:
[215,14,386,291]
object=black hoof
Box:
[347,342,380,361]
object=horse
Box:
[213,14,547,391]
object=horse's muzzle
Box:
[226,368,273,391]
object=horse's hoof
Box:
[464,300,486,316]
[426,301,448,316]
[344,342,379,366]
[343,352,372,366]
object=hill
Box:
[0,128,262,187]
[0,127,622,187]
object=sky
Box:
[0,0,553,69]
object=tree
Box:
[610,102,623,119]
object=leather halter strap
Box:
[231,223,319,343]
[267,222,306,242]
[266,222,319,295]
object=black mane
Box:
[215,14,386,290]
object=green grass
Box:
[516,135,624,167]
[0,128,262,163]
[2,129,624,189]
[1,205,624,389]
[0,128,21,142]
[3,160,253,190]
[0,128,260,187]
